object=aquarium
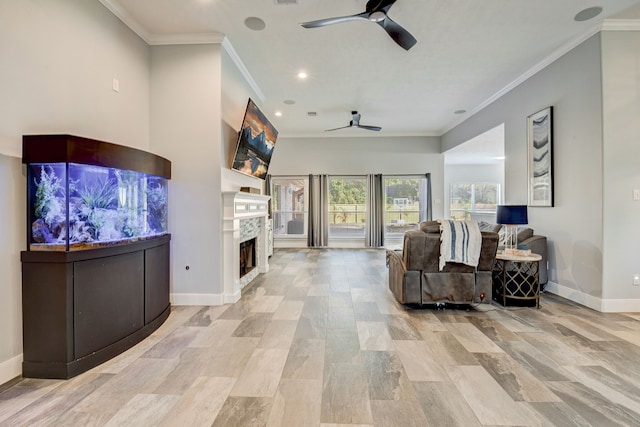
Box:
[28,162,168,251]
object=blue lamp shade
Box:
[496,205,528,225]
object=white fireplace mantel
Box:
[222,191,271,303]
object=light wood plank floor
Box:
[2,248,640,426]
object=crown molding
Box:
[221,38,265,103]
[99,0,151,42]
[100,0,264,102]
[442,23,606,135]
[601,19,640,31]
[444,18,640,135]
[100,0,225,46]
[146,33,225,46]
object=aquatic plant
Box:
[34,165,63,221]
[77,178,117,210]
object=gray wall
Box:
[443,34,610,308]
[0,0,151,384]
[220,48,268,192]
[601,30,640,304]
[150,44,224,304]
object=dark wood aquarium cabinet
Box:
[21,134,172,379]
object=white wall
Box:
[0,0,151,384]
[0,0,150,155]
[0,155,25,384]
[150,44,223,305]
[443,34,607,308]
[601,30,640,307]
[269,135,444,215]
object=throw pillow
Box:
[517,227,534,242]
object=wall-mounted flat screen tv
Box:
[231,98,278,180]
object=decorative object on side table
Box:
[527,106,554,207]
[496,205,529,256]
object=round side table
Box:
[492,251,543,308]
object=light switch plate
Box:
[634,189,640,201]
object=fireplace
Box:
[222,192,271,303]
[239,238,256,278]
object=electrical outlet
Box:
[633,274,640,286]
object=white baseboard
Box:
[544,281,640,313]
[170,293,224,306]
[0,354,22,386]
[223,290,241,304]
[600,298,640,313]
[544,281,603,311]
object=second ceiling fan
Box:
[326,111,382,132]
[300,0,417,51]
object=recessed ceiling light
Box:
[297,71,308,79]
[574,6,603,22]
[275,111,282,117]
[454,109,466,115]
[283,99,296,105]
[244,17,266,31]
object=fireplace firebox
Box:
[239,238,256,278]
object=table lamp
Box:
[496,205,528,255]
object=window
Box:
[328,176,366,238]
[384,175,431,240]
[449,182,500,221]
[271,177,308,236]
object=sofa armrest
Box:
[387,249,419,304]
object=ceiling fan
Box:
[300,0,417,51]
[326,111,382,132]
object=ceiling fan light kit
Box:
[300,0,417,51]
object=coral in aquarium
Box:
[32,165,66,243]
[147,182,168,232]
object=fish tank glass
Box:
[28,162,169,251]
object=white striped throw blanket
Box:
[438,219,482,271]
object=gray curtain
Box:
[420,173,433,222]
[308,174,329,247]
[365,174,385,247]
[265,174,272,217]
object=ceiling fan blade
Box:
[325,125,352,132]
[378,16,417,50]
[357,124,382,132]
[366,0,397,13]
[300,12,369,29]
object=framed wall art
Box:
[527,106,553,207]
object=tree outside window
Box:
[328,177,366,237]
[450,182,500,221]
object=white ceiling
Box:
[101,0,639,142]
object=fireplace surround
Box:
[222,191,271,303]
